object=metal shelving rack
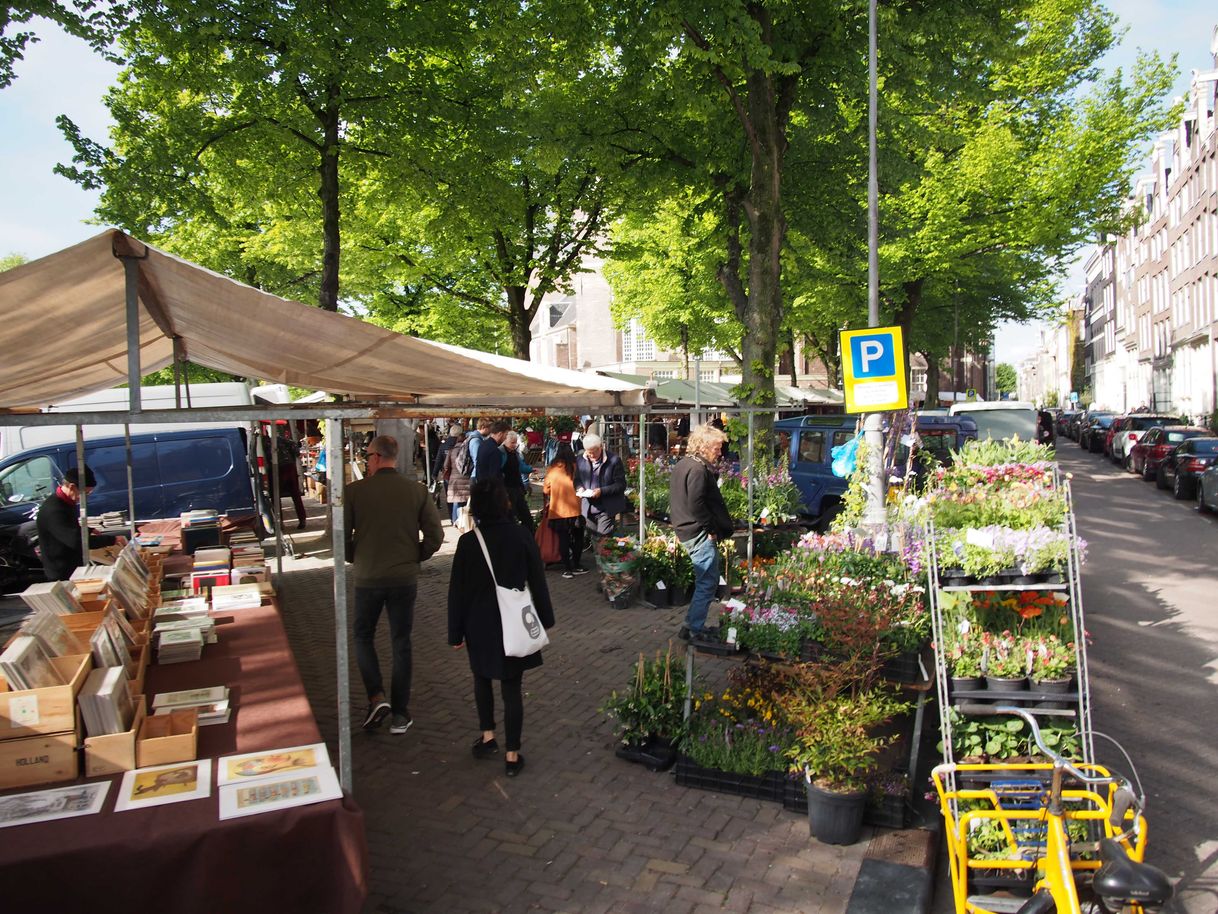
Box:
[927,472,1095,799]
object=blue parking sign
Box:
[849,333,896,379]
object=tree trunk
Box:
[923,355,941,407]
[787,328,798,387]
[894,278,923,366]
[317,86,341,312]
[507,286,531,360]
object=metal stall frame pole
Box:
[637,410,647,544]
[422,421,432,488]
[327,418,353,791]
[76,426,89,562]
[270,422,285,581]
[125,424,136,540]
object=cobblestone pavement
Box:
[276,509,868,914]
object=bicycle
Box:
[932,706,1172,914]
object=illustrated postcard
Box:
[0,781,110,829]
[218,765,341,820]
[217,742,331,786]
[114,759,213,812]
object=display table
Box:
[0,595,367,913]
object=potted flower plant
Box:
[779,665,912,846]
[601,647,688,771]
[1030,635,1075,709]
[944,631,984,705]
[983,635,1029,692]
[638,534,677,607]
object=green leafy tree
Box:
[57,0,460,311]
[1,2,123,88]
[995,363,1018,395]
[0,253,28,271]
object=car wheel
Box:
[1173,474,1190,500]
[1198,482,1210,514]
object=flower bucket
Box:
[805,778,867,846]
[1032,676,1073,710]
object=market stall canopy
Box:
[600,373,841,409]
[0,231,648,410]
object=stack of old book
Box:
[156,627,205,664]
[211,583,263,612]
[18,608,85,657]
[0,635,64,690]
[152,684,231,726]
[190,547,232,594]
[181,508,221,554]
[153,597,210,623]
[19,581,85,615]
[78,665,135,737]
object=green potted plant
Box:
[944,633,984,705]
[601,647,688,771]
[1030,635,1075,709]
[638,534,677,606]
[983,636,1029,692]
[779,665,912,845]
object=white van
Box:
[0,382,290,459]
[948,400,1038,441]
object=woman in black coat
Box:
[448,478,556,776]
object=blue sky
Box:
[1,7,1216,363]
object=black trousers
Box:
[549,516,584,571]
[474,672,524,751]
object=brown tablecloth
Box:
[0,596,368,914]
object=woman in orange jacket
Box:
[542,442,587,578]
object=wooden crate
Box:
[0,653,91,739]
[0,730,79,789]
[62,611,106,635]
[137,707,198,768]
[128,644,149,698]
[83,700,146,777]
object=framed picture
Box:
[114,759,213,812]
[217,742,331,786]
[218,765,342,820]
[0,782,110,829]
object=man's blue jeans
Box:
[353,584,417,717]
[681,533,719,632]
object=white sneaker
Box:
[389,714,413,735]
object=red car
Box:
[1108,413,1182,465]
[1129,426,1211,481]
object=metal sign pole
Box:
[863,0,886,529]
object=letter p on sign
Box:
[849,334,895,378]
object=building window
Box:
[652,369,674,380]
[621,318,656,362]
[699,370,716,382]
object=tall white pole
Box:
[863,0,886,529]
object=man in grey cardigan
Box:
[346,435,444,734]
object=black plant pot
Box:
[950,675,984,706]
[643,584,670,607]
[1032,676,1073,710]
[615,735,677,772]
[674,756,786,803]
[985,674,1029,693]
[668,584,689,606]
[805,781,868,846]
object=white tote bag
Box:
[473,528,550,658]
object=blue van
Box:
[0,426,259,531]
[774,413,977,529]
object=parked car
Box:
[1129,425,1211,480]
[0,427,263,585]
[1056,410,1080,438]
[949,401,1037,441]
[1067,410,1088,440]
[1196,462,1218,514]
[1156,437,1218,499]
[1079,413,1114,452]
[774,412,976,529]
[1108,414,1182,466]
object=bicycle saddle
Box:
[1092,838,1173,910]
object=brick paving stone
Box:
[273,522,865,914]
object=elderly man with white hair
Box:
[574,432,629,537]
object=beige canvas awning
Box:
[0,230,647,410]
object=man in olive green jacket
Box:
[345,435,444,734]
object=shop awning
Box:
[0,230,647,410]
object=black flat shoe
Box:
[505,755,525,777]
[472,737,499,759]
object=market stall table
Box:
[0,593,367,914]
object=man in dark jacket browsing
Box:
[574,433,629,536]
[35,466,126,581]
[667,424,733,638]
[346,435,444,734]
